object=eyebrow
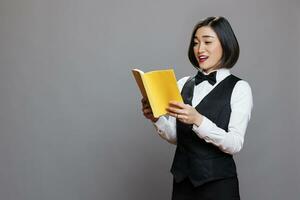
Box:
[194,35,215,39]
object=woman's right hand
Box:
[141,97,159,123]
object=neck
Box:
[202,68,218,74]
[201,62,222,74]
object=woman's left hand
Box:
[167,101,203,126]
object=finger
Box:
[167,112,187,121]
[141,98,148,104]
[144,102,150,108]
[143,108,153,115]
[142,103,150,109]
[143,108,152,113]
[169,101,187,109]
[144,113,153,118]
[167,112,177,118]
[166,106,186,115]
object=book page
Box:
[132,69,148,99]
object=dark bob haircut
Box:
[188,16,240,70]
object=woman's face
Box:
[193,26,223,73]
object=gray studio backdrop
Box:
[0,0,299,199]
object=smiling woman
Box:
[188,16,240,73]
[192,27,223,73]
[141,16,253,200]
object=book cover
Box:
[132,68,183,118]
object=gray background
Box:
[0,0,299,199]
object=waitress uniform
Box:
[153,68,253,200]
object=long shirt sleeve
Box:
[192,80,253,154]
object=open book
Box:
[132,68,183,118]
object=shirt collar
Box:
[197,68,231,83]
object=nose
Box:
[196,43,205,54]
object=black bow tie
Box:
[195,71,217,85]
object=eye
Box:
[192,41,199,46]
[205,42,212,44]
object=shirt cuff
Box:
[153,116,168,134]
[154,116,166,127]
[192,116,214,138]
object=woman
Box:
[142,16,253,200]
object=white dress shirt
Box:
[153,68,253,155]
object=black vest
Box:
[170,74,241,187]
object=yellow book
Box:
[132,68,183,118]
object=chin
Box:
[199,65,208,71]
